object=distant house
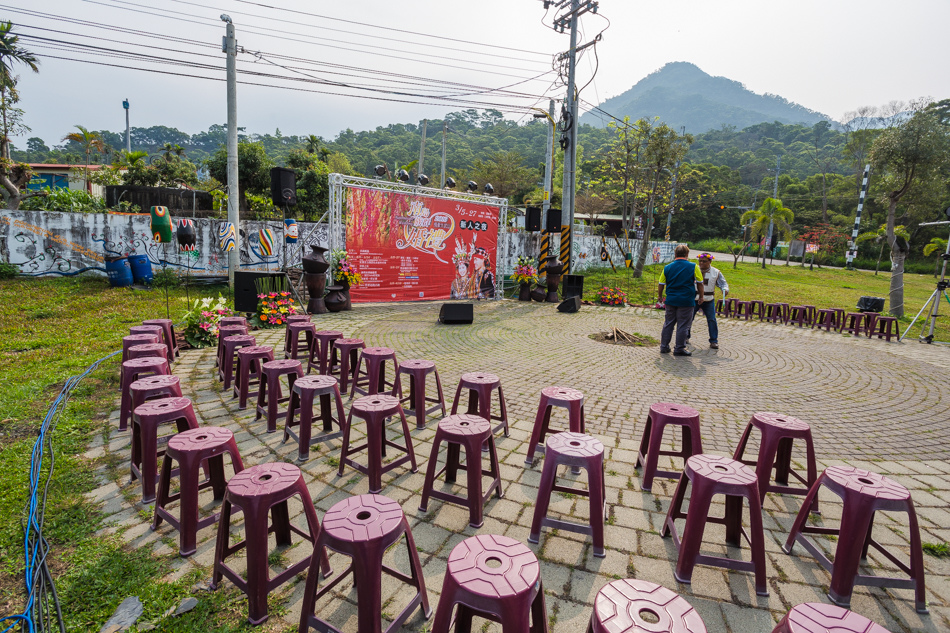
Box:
[26,164,125,198]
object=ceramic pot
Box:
[543,256,562,303]
[518,283,532,301]
[325,285,346,313]
[303,245,330,313]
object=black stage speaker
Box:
[270,166,297,206]
[526,206,542,232]
[856,296,885,313]
[557,296,581,313]
[562,274,584,299]
[235,271,285,313]
[439,303,474,324]
[546,207,562,232]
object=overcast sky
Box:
[9,0,950,149]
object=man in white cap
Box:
[687,252,729,349]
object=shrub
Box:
[182,296,233,348]
[0,262,19,279]
[597,286,627,306]
[151,267,181,288]
[21,187,107,213]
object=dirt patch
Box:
[589,328,658,347]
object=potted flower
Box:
[597,286,627,307]
[254,290,298,327]
[512,255,538,301]
[331,250,362,290]
[182,296,233,348]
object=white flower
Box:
[201,298,213,308]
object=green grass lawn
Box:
[580,260,949,343]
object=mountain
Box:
[582,62,831,133]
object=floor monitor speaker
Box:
[439,303,474,324]
[557,296,581,313]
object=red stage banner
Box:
[346,187,500,303]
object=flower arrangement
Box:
[254,290,297,328]
[182,296,233,348]
[512,255,538,285]
[331,250,363,286]
[597,286,627,307]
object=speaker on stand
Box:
[526,206,542,232]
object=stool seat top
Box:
[334,338,365,347]
[845,312,865,316]
[459,372,500,385]
[875,315,898,322]
[686,455,756,486]
[540,385,584,402]
[650,402,699,420]
[399,359,435,371]
[129,343,168,354]
[123,334,160,344]
[134,396,191,417]
[223,334,256,344]
[751,412,809,432]
[169,426,234,453]
[792,305,815,309]
[593,578,707,633]
[352,394,400,414]
[130,324,163,334]
[546,432,603,458]
[123,357,169,370]
[288,321,316,330]
[285,314,310,323]
[781,603,889,633]
[219,316,248,326]
[314,330,343,337]
[227,462,301,499]
[129,374,180,390]
[142,318,173,326]
[238,345,274,356]
[766,302,789,306]
[446,535,539,599]
[438,414,491,437]
[219,325,248,334]
[322,494,404,543]
[815,307,836,313]
[294,375,339,392]
[362,346,396,356]
[262,359,303,371]
[824,466,909,502]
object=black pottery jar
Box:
[302,245,330,314]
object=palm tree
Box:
[740,198,794,269]
[857,223,910,275]
[924,236,949,278]
[305,134,321,154]
[63,125,106,191]
[0,21,39,159]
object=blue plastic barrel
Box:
[104,256,133,287]
[127,254,153,284]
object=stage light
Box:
[374,164,387,177]
[445,177,456,189]
[396,169,410,182]
[484,183,494,195]
[418,174,429,186]
[467,180,478,192]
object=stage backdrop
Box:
[346,187,500,303]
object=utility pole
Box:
[764,155,780,269]
[123,99,131,154]
[665,160,680,242]
[543,99,555,229]
[561,0,580,273]
[418,119,427,182]
[440,121,448,188]
[222,15,239,288]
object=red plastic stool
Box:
[122,333,161,362]
[131,397,200,503]
[715,299,724,316]
[256,359,303,433]
[299,494,430,633]
[419,414,503,528]
[587,579,707,633]
[339,394,417,494]
[211,462,331,625]
[234,345,274,409]
[142,318,179,360]
[393,359,447,430]
[635,402,703,492]
[282,375,347,461]
[450,372,510,440]
[329,338,365,393]
[842,312,866,336]
[771,603,890,633]
[152,426,244,556]
[127,343,169,363]
[218,334,256,389]
[307,330,343,374]
[529,432,606,557]
[783,466,927,613]
[129,375,182,429]
[733,412,819,512]
[219,316,247,327]
[735,300,753,319]
[215,324,248,368]
[351,346,399,397]
[524,386,585,465]
[863,312,880,337]
[869,316,900,342]
[430,534,548,633]
[813,308,843,332]
[789,305,816,327]
[283,315,311,356]
[748,299,766,321]
[285,322,316,360]
[120,357,170,431]
[722,297,739,318]
[661,454,768,596]
[765,303,790,324]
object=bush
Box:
[0,262,19,279]
[151,268,181,288]
[21,187,107,213]
[691,238,737,253]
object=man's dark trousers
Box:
[661,305,694,353]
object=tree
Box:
[0,21,38,160]
[286,149,330,221]
[856,223,909,275]
[800,223,848,269]
[923,236,949,278]
[594,116,649,236]
[305,134,321,154]
[461,150,536,201]
[206,141,274,213]
[62,125,106,191]
[870,107,950,317]
[740,198,794,269]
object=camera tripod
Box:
[901,220,950,344]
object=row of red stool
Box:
[717,298,901,341]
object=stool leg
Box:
[429,577,460,633]
[140,423,159,503]
[906,502,928,613]
[724,494,743,547]
[267,375,282,433]
[589,458,606,557]
[208,453,227,500]
[525,402,551,465]
[732,422,754,462]
[177,453,202,556]
[411,374,426,430]
[151,454,173,531]
[828,505,874,608]
[450,382,464,414]
[418,434,444,513]
[804,435,819,514]
[256,374,268,421]
[746,492,769,596]
[528,457,558,544]
[672,481,714,585]
[455,606,475,633]
[661,472,689,538]
[445,442,460,484]
[397,407,418,472]
[353,549,385,633]
[433,370,446,417]
[496,385,510,437]
[754,433,782,503]
[529,584,549,633]
[463,439,485,528]
[640,417,665,492]
[486,436,503,499]
[635,415,653,470]
[366,417,384,493]
[401,523,432,618]
[244,507,273,625]
[272,500,292,547]
[298,391,315,461]
[339,410,353,478]
[782,477,825,554]
[774,437,793,486]
[300,494,332,578]
[211,499,232,590]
